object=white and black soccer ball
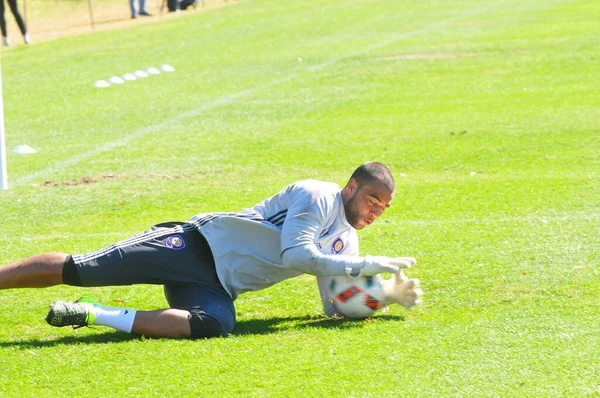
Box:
[329,275,385,319]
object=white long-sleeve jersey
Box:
[187,179,360,315]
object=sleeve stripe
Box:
[267,209,288,223]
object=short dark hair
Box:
[349,162,395,192]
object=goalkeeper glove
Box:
[381,270,423,310]
[347,256,416,277]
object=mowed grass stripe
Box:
[12,0,508,187]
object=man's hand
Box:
[360,255,416,276]
[381,270,423,310]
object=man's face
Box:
[343,179,394,230]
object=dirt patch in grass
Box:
[32,173,119,186]
[31,172,208,187]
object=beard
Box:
[344,189,361,228]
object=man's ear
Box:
[346,178,358,195]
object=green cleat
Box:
[75,296,100,306]
[45,297,98,328]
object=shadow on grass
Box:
[232,313,406,336]
[0,314,406,347]
[0,330,137,349]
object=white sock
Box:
[90,305,137,333]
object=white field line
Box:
[4,211,597,242]
[13,1,506,187]
[378,212,600,227]
[3,232,130,241]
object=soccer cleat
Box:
[75,296,100,305]
[2,37,9,47]
[23,33,31,44]
[46,297,98,328]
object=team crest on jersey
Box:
[165,235,185,250]
[332,238,344,254]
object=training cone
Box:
[108,76,125,84]
[160,64,175,72]
[133,70,148,78]
[146,67,160,75]
[93,80,110,88]
[12,145,37,154]
[122,73,137,81]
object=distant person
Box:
[166,0,179,13]
[0,0,30,46]
[130,0,152,18]
[178,0,199,11]
[165,0,199,13]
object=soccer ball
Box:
[328,275,385,319]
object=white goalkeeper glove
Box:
[381,270,423,310]
[348,256,416,277]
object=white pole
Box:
[0,57,8,190]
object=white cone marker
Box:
[12,145,37,154]
[94,80,110,88]
[160,64,175,72]
[97,66,174,87]
[146,67,160,75]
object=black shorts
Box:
[63,221,236,333]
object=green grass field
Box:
[1,0,599,396]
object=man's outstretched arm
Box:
[282,244,415,278]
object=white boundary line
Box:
[0,57,8,190]
[13,1,505,187]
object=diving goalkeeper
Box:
[0,162,422,339]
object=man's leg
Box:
[129,0,136,18]
[46,299,192,338]
[0,253,67,289]
[0,254,193,338]
[44,222,231,339]
[133,309,191,338]
[0,0,8,40]
[164,284,235,338]
[2,254,192,339]
[138,0,152,15]
[52,283,235,339]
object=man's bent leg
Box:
[132,309,192,339]
[43,223,226,339]
[104,308,221,339]
[47,299,193,339]
[0,253,67,289]
[164,284,235,338]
